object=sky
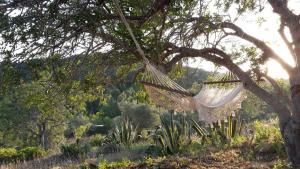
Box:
[187,0,300,79]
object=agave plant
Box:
[190,119,208,144]
[152,112,192,154]
[110,116,137,147]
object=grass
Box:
[0,155,82,169]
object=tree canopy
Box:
[1,0,300,165]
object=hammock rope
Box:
[112,0,245,123]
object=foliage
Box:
[0,147,45,164]
[0,64,107,149]
[210,114,245,141]
[230,135,248,147]
[60,143,90,159]
[190,119,208,144]
[118,103,160,132]
[98,159,132,169]
[272,159,292,169]
[0,148,22,164]
[240,91,276,122]
[89,134,106,147]
[152,112,192,154]
[109,116,137,147]
[253,119,285,157]
[87,116,113,135]
[75,124,91,139]
[19,147,45,161]
[181,140,205,155]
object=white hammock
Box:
[142,64,245,123]
[113,0,245,123]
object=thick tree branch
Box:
[219,22,294,74]
[268,0,296,21]
[164,45,228,71]
[165,45,291,126]
[186,17,293,73]
[279,21,296,61]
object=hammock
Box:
[142,63,245,123]
[112,0,245,123]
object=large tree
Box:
[1,0,300,165]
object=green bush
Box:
[98,159,132,169]
[230,135,248,148]
[118,103,160,132]
[0,147,45,164]
[79,162,90,169]
[19,147,45,161]
[90,134,106,147]
[60,143,90,158]
[182,140,205,155]
[253,120,285,156]
[87,116,113,135]
[0,148,22,164]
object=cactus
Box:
[211,114,244,141]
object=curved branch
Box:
[219,22,293,74]
[164,43,229,70]
[278,21,296,61]
[268,0,296,21]
[165,45,291,126]
[186,17,293,73]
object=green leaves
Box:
[152,112,192,154]
[210,114,244,141]
[109,116,137,147]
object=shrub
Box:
[230,135,248,148]
[19,147,45,161]
[0,148,22,164]
[79,162,90,169]
[118,103,160,132]
[60,143,90,158]
[90,134,106,147]
[253,120,285,156]
[87,116,113,135]
[75,124,91,139]
[98,159,132,169]
[0,147,46,164]
[182,140,205,155]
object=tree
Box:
[1,0,300,165]
[0,65,106,149]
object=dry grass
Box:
[0,155,82,169]
[129,149,286,169]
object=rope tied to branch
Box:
[112,0,149,64]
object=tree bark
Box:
[38,123,47,150]
[283,67,300,166]
[281,14,300,166]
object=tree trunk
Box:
[38,123,47,149]
[282,119,300,166]
[283,70,300,166]
[281,14,300,166]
